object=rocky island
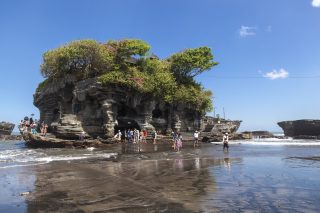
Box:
[278,119,320,139]
[23,39,240,147]
[0,121,22,140]
[0,121,15,135]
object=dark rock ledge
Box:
[278,119,320,139]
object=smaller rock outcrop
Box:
[251,131,274,138]
[22,132,117,148]
[0,134,23,141]
[0,121,15,135]
[201,116,241,142]
[53,114,85,140]
[278,119,320,139]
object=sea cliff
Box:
[278,119,320,139]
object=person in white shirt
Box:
[223,132,229,151]
[193,130,200,148]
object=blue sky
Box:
[0,0,320,132]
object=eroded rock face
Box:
[200,117,242,142]
[0,121,15,135]
[278,119,320,138]
[34,77,202,139]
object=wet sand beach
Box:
[1,141,320,212]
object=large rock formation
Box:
[200,116,241,142]
[34,76,202,140]
[0,121,15,135]
[278,119,320,139]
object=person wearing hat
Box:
[193,130,200,148]
[223,132,229,151]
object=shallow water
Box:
[1,139,320,212]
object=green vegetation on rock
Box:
[38,39,218,114]
[36,78,50,93]
[168,47,218,84]
[40,40,114,80]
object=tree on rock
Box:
[168,47,218,84]
[37,39,218,114]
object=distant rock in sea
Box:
[278,119,320,139]
[201,116,242,142]
[0,121,15,135]
[0,121,22,140]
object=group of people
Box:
[171,131,183,151]
[114,129,158,144]
[19,117,48,136]
[115,128,230,152]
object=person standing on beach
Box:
[176,133,183,152]
[143,129,148,143]
[43,123,48,136]
[223,132,229,151]
[152,130,157,144]
[133,128,139,144]
[193,130,200,148]
[140,130,144,143]
[172,131,177,150]
[40,121,45,136]
[127,129,132,143]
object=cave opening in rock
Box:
[117,102,138,118]
[152,104,162,118]
[114,118,140,134]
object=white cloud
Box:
[312,0,320,7]
[263,68,289,80]
[239,26,256,37]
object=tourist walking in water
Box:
[140,130,144,143]
[172,131,177,150]
[223,132,229,151]
[127,129,132,143]
[128,129,133,143]
[193,130,200,148]
[133,128,139,144]
[152,130,157,144]
[176,133,183,152]
[143,129,148,143]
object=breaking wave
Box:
[0,141,117,169]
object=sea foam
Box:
[0,147,117,169]
[211,138,320,146]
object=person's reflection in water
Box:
[223,158,231,171]
[195,157,201,171]
[174,158,184,171]
[154,144,158,152]
[155,159,159,172]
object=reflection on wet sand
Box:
[26,146,242,212]
[0,167,35,212]
[24,144,320,212]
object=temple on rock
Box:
[33,39,237,140]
